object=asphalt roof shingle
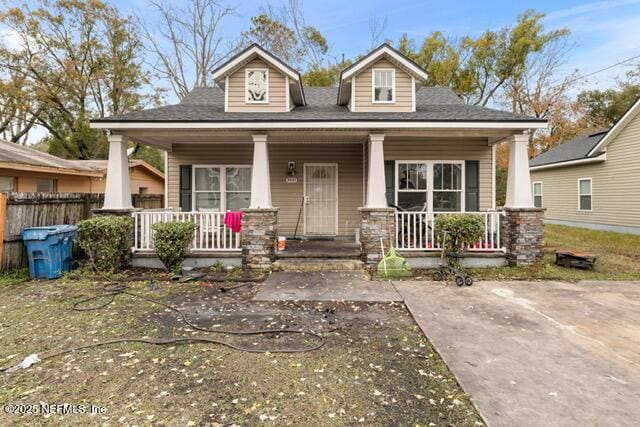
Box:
[0,139,96,171]
[94,86,543,123]
[529,130,608,168]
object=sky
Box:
[3,0,640,142]
[112,0,640,94]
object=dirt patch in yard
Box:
[0,274,482,426]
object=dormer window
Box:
[246,69,268,103]
[373,69,395,103]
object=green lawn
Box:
[469,224,640,281]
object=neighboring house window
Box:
[578,178,592,211]
[433,163,463,212]
[246,69,268,103]
[396,162,427,210]
[139,187,148,195]
[36,179,56,193]
[0,176,15,192]
[395,161,464,212]
[533,182,543,208]
[193,166,251,212]
[372,69,395,103]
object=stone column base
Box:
[240,208,278,270]
[501,208,544,266]
[359,207,396,264]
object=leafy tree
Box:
[241,0,328,69]
[577,77,640,127]
[302,59,353,86]
[0,0,155,158]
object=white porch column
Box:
[249,134,272,208]
[505,132,534,208]
[102,134,133,210]
[366,133,387,208]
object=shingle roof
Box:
[529,130,609,168]
[94,86,544,123]
[0,139,96,172]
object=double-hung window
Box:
[373,69,395,102]
[395,161,464,212]
[193,166,251,212]
[396,162,427,210]
[533,182,543,208]
[578,178,592,211]
[433,163,463,211]
[0,176,15,192]
[246,69,268,103]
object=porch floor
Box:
[277,239,361,259]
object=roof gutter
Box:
[529,152,607,171]
[91,120,547,130]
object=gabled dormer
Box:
[337,44,428,112]
[212,44,306,112]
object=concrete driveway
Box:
[393,280,640,427]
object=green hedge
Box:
[434,214,484,255]
[152,221,197,272]
[77,216,133,273]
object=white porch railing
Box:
[395,211,504,252]
[132,211,241,252]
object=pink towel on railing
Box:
[224,211,243,233]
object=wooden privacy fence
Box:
[0,192,163,271]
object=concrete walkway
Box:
[255,271,402,302]
[393,280,640,427]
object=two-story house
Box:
[91,44,546,269]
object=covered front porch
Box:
[96,127,541,269]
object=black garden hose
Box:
[1,280,327,373]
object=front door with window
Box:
[304,164,338,235]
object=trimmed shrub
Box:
[434,214,484,255]
[77,215,133,273]
[152,221,197,272]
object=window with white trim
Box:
[578,178,592,211]
[193,166,251,212]
[395,161,464,212]
[246,69,268,103]
[373,69,395,102]
[533,182,543,208]
[396,162,427,210]
[433,163,463,211]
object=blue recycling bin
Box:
[21,225,78,279]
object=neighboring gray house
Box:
[530,96,640,234]
[90,43,547,268]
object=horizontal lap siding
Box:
[270,144,364,236]
[531,116,640,227]
[354,58,413,112]
[167,143,364,236]
[167,144,253,208]
[227,58,287,112]
[383,138,494,210]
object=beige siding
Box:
[167,144,254,208]
[384,138,494,210]
[227,58,288,112]
[531,114,640,228]
[0,168,104,193]
[167,143,364,237]
[353,58,414,112]
[269,144,364,236]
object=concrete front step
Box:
[272,258,364,272]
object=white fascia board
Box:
[587,97,640,156]
[342,46,428,81]
[91,121,548,130]
[529,153,607,171]
[212,45,299,82]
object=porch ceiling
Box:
[116,128,521,150]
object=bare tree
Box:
[368,15,388,50]
[142,0,236,100]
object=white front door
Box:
[304,164,338,235]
